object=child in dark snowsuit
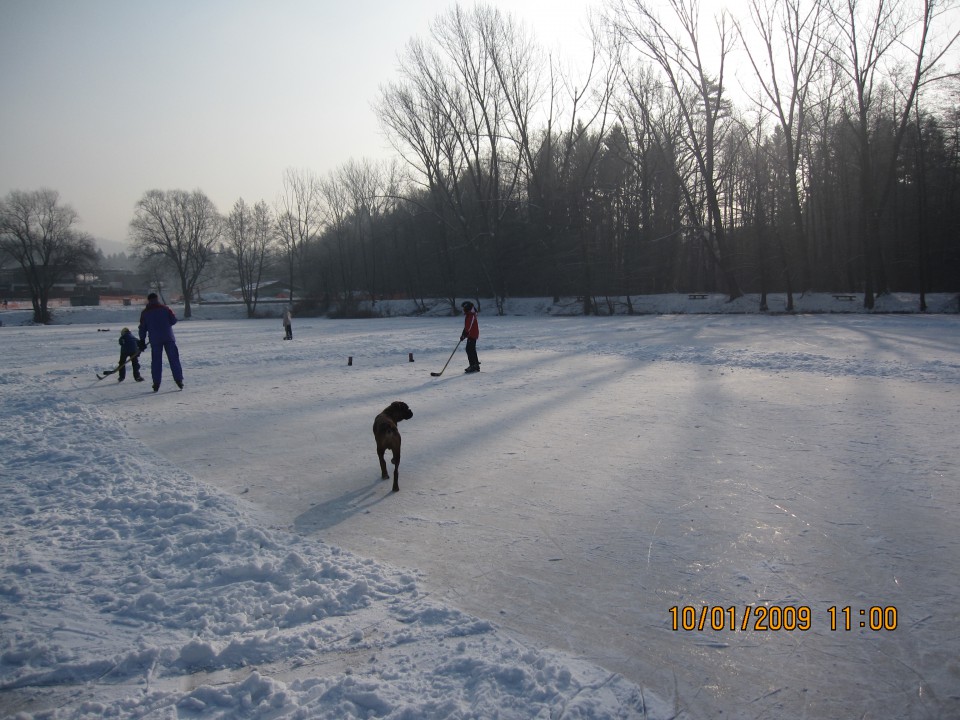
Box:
[460,301,481,373]
[117,327,144,383]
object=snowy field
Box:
[2,294,959,720]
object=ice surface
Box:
[2,295,958,719]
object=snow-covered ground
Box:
[2,294,958,720]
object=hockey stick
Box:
[430,339,463,377]
[97,358,131,380]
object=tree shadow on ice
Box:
[293,480,392,533]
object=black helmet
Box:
[461,301,474,311]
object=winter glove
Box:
[138,340,147,351]
[460,333,467,341]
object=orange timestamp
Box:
[669,605,898,632]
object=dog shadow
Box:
[293,480,393,534]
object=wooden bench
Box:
[832,294,856,301]
[688,293,708,300]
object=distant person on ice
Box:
[460,300,481,373]
[138,292,184,392]
[116,327,143,383]
[283,306,293,340]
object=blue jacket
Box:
[119,330,139,355]
[139,300,178,344]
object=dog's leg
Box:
[377,443,389,480]
[391,440,401,492]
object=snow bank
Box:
[0,378,666,719]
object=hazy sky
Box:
[4,1,952,253]
[0,0,609,250]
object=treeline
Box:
[303,0,960,314]
[3,1,958,323]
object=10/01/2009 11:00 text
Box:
[669,605,899,632]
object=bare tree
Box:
[0,188,98,324]
[319,169,354,312]
[735,0,830,305]
[435,5,516,310]
[223,199,274,317]
[379,4,544,313]
[340,159,388,303]
[129,189,222,318]
[499,9,616,307]
[612,0,744,299]
[275,168,322,305]
[829,0,959,308]
[613,62,689,293]
[377,40,462,308]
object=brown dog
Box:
[373,401,413,492]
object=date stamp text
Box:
[668,605,898,632]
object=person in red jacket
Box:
[460,300,481,373]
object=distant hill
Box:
[97,237,133,257]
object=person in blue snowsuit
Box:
[117,327,144,383]
[138,292,184,392]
